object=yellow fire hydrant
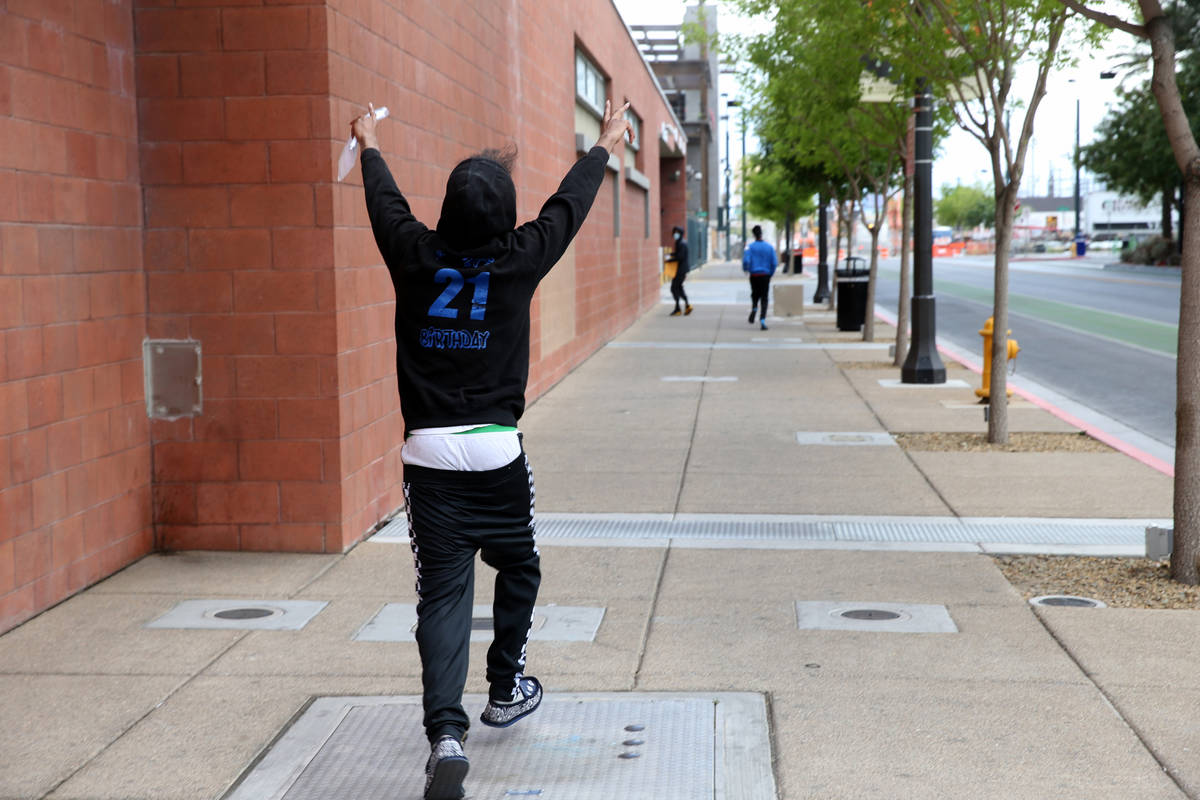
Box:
[975,316,1019,400]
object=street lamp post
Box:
[1074,96,1081,248]
[726,98,746,257]
[740,119,747,254]
[721,113,731,260]
[813,194,830,303]
[901,78,946,384]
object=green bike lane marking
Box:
[877,270,1178,356]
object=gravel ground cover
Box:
[894,431,1114,453]
[993,555,1200,609]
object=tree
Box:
[872,0,1098,444]
[936,183,995,232]
[742,153,819,233]
[1060,0,1200,584]
[731,0,921,342]
[1082,62,1199,239]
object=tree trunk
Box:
[988,186,1016,444]
[865,223,881,341]
[896,172,914,367]
[1174,171,1200,583]
[784,210,794,274]
[1163,183,1174,240]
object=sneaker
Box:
[424,736,468,800]
[480,676,543,728]
[748,310,756,323]
[684,304,694,315]
[670,308,682,316]
[760,319,768,331]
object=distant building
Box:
[629,2,720,262]
[1086,191,1162,237]
[1015,193,1162,239]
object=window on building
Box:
[644,190,650,239]
[576,50,605,116]
[627,110,641,152]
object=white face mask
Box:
[673,232,681,240]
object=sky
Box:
[611,0,1147,199]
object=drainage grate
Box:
[370,513,1164,553]
[1030,595,1107,608]
[223,693,775,800]
[355,604,603,643]
[146,600,328,631]
[797,601,957,633]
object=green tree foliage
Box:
[729,0,935,340]
[1082,47,1199,237]
[936,183,994,230]
[742,153,818,227]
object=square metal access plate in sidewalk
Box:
[224,693,775,800]
[146,599,329,631]
[796,601,958,633]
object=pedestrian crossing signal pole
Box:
[901,78,946,384]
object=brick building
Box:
[0,0,686,633]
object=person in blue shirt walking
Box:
[743,225,777,330]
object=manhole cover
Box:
[840,609,902,621]
[1030,595,1107,608]
[213,607,278,620]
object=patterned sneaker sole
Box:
[479,694,542,728]
[425,757,468,800]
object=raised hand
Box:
[596,100,634,153]
[351,102,381,152]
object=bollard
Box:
[975,316,1019,400]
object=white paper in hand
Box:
[337,105,390,182]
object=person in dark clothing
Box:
[664,225,692,315]
[351,100,633,800]
[743,224,777,330]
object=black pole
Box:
[1073,97,1081,251]
[901,78,946,384]
[740,122,747,255]
[813,192,830,302]
[724,120,731,259]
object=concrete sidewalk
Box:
[2,262,1194,799]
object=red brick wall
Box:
[135,1,341,555]
[0,0,679,632]
[0,0,150,632]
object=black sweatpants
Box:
[402,452,541,743]
[749,274,771,319]
[670,272,688,309]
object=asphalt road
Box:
[872,253,1181,448]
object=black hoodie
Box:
[361,145,609,430]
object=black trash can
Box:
[835,257,869,331]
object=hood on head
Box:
[436,157,516,251]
